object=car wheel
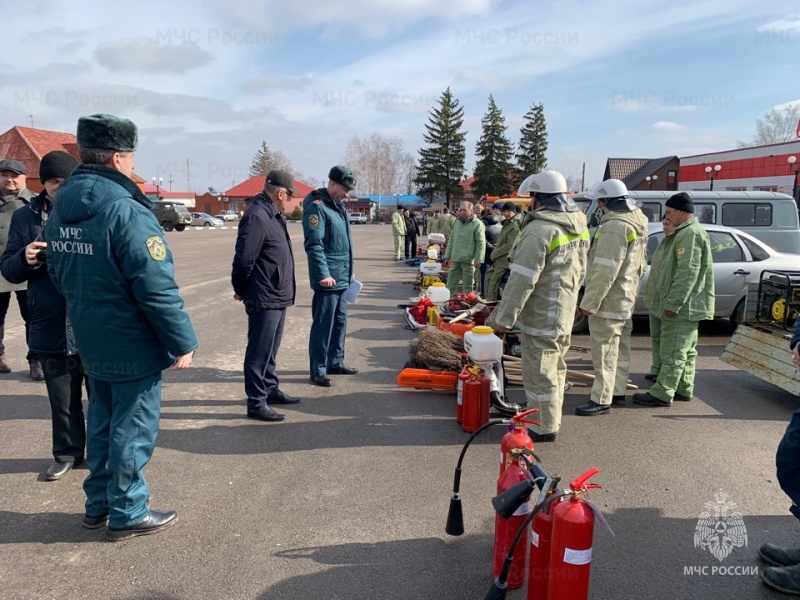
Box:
[174,224,185,232]
[204,222,211,227]
[162,221,174,232]
[730,299,745,330]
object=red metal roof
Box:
[224,175,316,214]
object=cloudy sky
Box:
[2,0,798,193]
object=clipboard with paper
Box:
[344,279,362,304]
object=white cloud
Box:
[757,14,800,33]
[94,38,214,74]
[648,121,688,132]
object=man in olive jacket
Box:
[303,165,358,387]
[46,114,197,541]
[634,192,713,407]
[484,201,520,301]
[444,201,486,295]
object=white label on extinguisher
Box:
[563,547,592,565]
[499,452,504,464]
[530,530,540,547]
[513,500,531,516]
[457,380,463,405]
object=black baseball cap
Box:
[265,170,300,195]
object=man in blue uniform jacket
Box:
[302,165,358,387]
[46,114,198,542]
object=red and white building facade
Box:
[679,140,800,200]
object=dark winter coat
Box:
[302,188,353,292]
[231,193,296,309]
[482,214,502,266]
[404,215,420,240]
[0,188,33,293]
[45,165,198,382]
[0,191,76,354]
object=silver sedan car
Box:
[190,212,224,227]
[573,223,800,333]
[634,222,800,326]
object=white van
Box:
[574,191,800,254]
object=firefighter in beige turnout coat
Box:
[576,180,648,415]
[489,171,588,442]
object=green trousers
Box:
[588,316,633,405]
[521,333,569,435]
[483,261,509,302]
[446,261,476,295]
[648,317,699,403]
[648,313,662,376]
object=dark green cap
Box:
[328,165,356,191]
[77,113,138,151]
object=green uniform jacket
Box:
[45,165,198,382]
[302,189,353,292]
[580,208,649,320]
[492,208,589,337]
[445,215,486,264]
[392,210,406,236]
[426,215,440,235]
[644,235,672,312]
[651,217,714,321]
[439,213,456,239]
[490,214,521,268]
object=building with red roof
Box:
[223,175,315,215]
[0,125,146,192]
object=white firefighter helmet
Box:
[518,170,568,196]
[594,179,628,199]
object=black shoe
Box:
[83,514,109,529]
[612,395,626,406]
[107,509,178,542]
[644,373,657,382]
[327,365,358,375]
[760,543,800,567]
[528,429,558,443]
[490,391,523,416]
[267,390,300,405]
[247,405,285,422]
[674,393,693,402]
[45,461,74,481]
[310,375,332,387]
[633,392,671,407]
[29,360,44,381]
[762,563,800,595]
[575,401,611,416]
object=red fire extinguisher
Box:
[456,366,472,424]
[543,468,601,600]
[528,484,556,600]
[461,366,490,432]
[493,453,532,589]
[499,408,540,475]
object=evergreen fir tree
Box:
[249,141,293,177]
[514,103,548,188]
[472,95,514,198]
[414,87,467,204]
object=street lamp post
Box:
[152,177,163,200]
[789,156,800,205]
[704,165,721,191]
[645,174,658,190]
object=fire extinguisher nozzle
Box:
[492,479,536,520]
[483,578,507,600]
[444,496,464,536]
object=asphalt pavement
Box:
[0,223,797,600]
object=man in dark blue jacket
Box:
[303,165,357,387]
[46,114,197,541]
[232,170,299,422]
[1,150,85,481]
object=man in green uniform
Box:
[439,206,456,242]
[643,216,675,381]
[391,204,406,261]
[489,171,589,442]
[426,209,441,236]
[634,192,713,407]
[483,201,520,301]
[575,179,648,415]
[444,201,485,295]
[46,114,197,540]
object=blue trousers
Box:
[244,306,285,410]
[309,289,348,378]
[83,374,161,528]
[777,405,800,521]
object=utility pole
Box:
[186,158,191,191]
[167,173,174,191]
[27,115,34,127]
[581,162,586,192]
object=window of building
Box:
[725,187,746,191]
[722,203,772,227]
[667,170,676,184]
[753,186,779,192]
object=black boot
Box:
[762,563,800,595]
